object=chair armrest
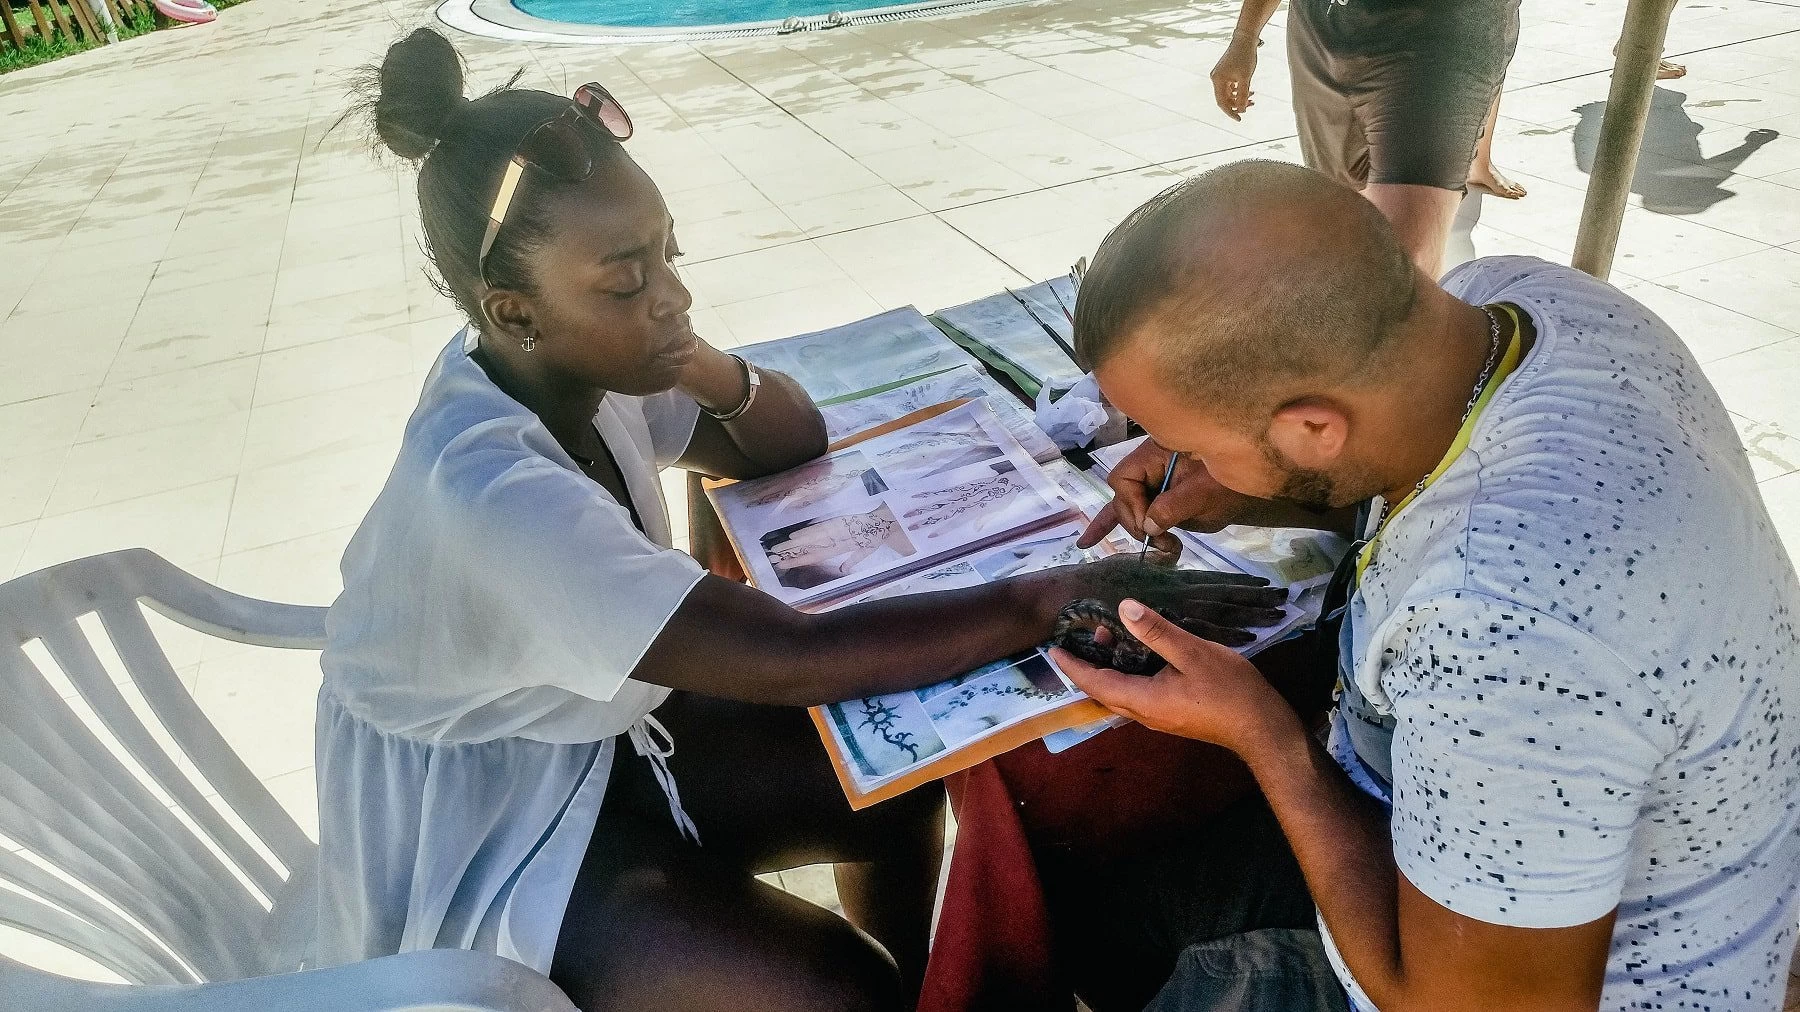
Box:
[1,949,580,1012]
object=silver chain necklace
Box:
[1372,304,1508,532]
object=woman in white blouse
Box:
[320,29,1288,1011]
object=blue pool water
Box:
[511,0,894,28]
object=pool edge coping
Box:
[438,0,1045,45]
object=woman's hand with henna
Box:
[1041,555,1288,648]
[1051,599,1298,753]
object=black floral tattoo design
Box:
[857,698,922,761]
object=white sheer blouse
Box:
[313,328,705,972]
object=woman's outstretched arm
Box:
[631,557,1289,707]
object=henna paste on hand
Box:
[1052,598,1174,675]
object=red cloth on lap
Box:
[919,725,1256,1012]
[918,633,1332,1012]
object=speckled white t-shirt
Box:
[1328,257,1800,1010]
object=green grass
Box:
[1,2,213,74]
[0,26,93,74]
[118,5,155,37]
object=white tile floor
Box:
[3,0,1800,990]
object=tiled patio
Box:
[2,0,1799,991]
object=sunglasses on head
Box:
[478,82,634,288]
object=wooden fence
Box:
[2,0,159,56]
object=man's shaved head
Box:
[1073,160,1419,422]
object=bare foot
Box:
[1467,162,1527,199]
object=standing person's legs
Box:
[1466,93,1528,200]
[1289,0,1521,274]
[1284,0,1465,272]
[1356,0,1521,275]
[1285,0,1369,192]
[1613,40,1688,80]
[1359,185,1464,278]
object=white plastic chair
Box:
[0,549,578,1011]
[2,948,580,1011]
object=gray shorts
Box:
[1286,0,1522,190]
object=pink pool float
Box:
[153,0,217,23]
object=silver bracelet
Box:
[705,354,761,422]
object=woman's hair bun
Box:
[370,28,467,160]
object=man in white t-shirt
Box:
[1061,160,1800,1010]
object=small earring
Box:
[521,334,536,352]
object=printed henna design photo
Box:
[873,429,1003,483]
[760,505,917,591]
[900,461,1047,541]
[734,451,889,514]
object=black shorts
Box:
[1039,793,1326,1011]
[1286,0,1521,191]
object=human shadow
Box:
[1574,86,1779,214]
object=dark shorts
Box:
[1040,793,1344,1011]
[1287,0,1522,190]
[1145,928,1351,1012]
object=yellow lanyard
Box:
[1354,305,1525,582]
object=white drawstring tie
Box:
[627,714,701,845]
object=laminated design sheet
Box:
[736,306,981,404]
[819,521,1114,804]
[708,401,1076,611]
[932,278,1083,399]
[819,365,1060,463]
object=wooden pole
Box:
[1570,0,1678,279]
[101,0,127,34]
[0,1,27,50]
[45,0,74,39]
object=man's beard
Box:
[1276,466,1338,512]
[1262,441,1355,512]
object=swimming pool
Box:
[441,0,1030,43]
[513,0,873,29]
